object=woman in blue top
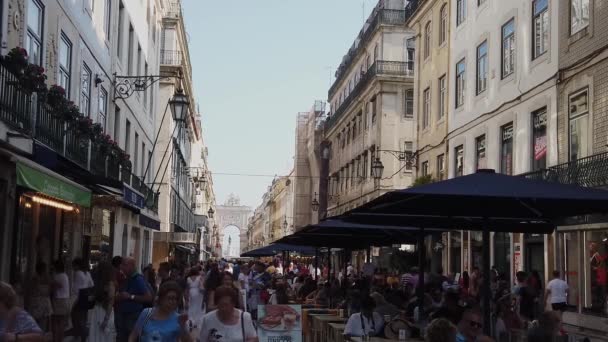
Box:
[129,281,192,342]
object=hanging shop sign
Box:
[16,162,91,207]
[123,185,145,209]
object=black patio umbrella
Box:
[240,243,316,257]
[341,169,608,332]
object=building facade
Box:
[151,0,200,266]
[0,0,164,286]
[408,0,450,182]
[325,0,417,217]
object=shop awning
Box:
[13,157,91,207]
[139,214,161,231]
[175,244,196,254]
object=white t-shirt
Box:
[344,312,383,337]
[546,278,569,303]
[238,273,249,293]
[199,310,257,342]
[72,270,94,296]
[53,273,70,299]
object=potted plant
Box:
[3,47,29,76]
[76,116,93,137]
[47,85,67,108]
[21,63,47,94]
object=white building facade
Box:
[445,0,559,280]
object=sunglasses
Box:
[469,320,482,329]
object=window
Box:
[80,63,92,116]
[421,161,429,176]
[371,98,377,124]
[136,44,142,77]
[144,62,149,107]
[117,1,124,58]
[502,19,516,78]
[373,43,379,61]
[98,87,108,131]
[501,123,514,175]
[569,89,589,161]
[438,75,446,119]
[141,142,146,178]
[405,90,414,119]
[58,33,72,95]
[406,39,415,71]
[125,119,131,156]
[478,0,487,5]
[456,59,466,108]
[570,0,589,35]
[475,135,486,170]
[362,152,368,179]
[114,106,121,143]
[436,154,445,180]
[424,22,432,59]
[423,88,431,128]
[127,24,134,75]
[440,5,448,45]
[533,0,549,58]
[456,0,466,26]
[532,107,547,171]
[476,41,488,94]
[104,0,111,40]
[404,142,414,172]
[455,145,464,177]
[134,133,139,175]
[26,0,44,65]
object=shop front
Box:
[10,159,92,286]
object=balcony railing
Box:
[328,9,409,99]
[520,152,608,188]
[0,58,160,212]
[160,50,183,66]
[325,60,413,131]
[163,1,182,18]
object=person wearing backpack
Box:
[116,257,153,342]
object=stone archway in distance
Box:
[215,194,252,258]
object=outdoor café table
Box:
[328,322,346,342]
[303,311,337,342]
[312,315,347,342]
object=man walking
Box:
[115,257,153,342]
[545,270,569,317]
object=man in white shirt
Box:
[344,296,384,339]
[545,270,569,316]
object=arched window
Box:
[440,4,448,44]
[424,21,432,59]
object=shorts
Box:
[551,302,567,312]
[52,298,71,316]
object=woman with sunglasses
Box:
[128,281,192,342]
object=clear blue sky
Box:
[183,0,376,208]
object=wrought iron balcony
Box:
[328,9,409,99]
[520,152,608,188]
[160,50,183,66]
[0,57,163,212]
[325,60,413,131]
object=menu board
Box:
[257,305,302,342]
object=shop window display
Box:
[564,232,580,309]
[450,231,462,275]
[586,230,608,316]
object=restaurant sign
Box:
[257,305,302,342]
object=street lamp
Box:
[208,207,215,219]
[169,88,189,123]
[311,193,320,212]
[371,157,384,180]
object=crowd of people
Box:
[0,254,577,342]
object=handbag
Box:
[77,286,96,310]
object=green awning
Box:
[16,162,91,207]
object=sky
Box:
[183,0,376,208]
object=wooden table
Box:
[310,314,346,342]
[313,315,347,342]
[328,322,346,342]
[304,313,336,342]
